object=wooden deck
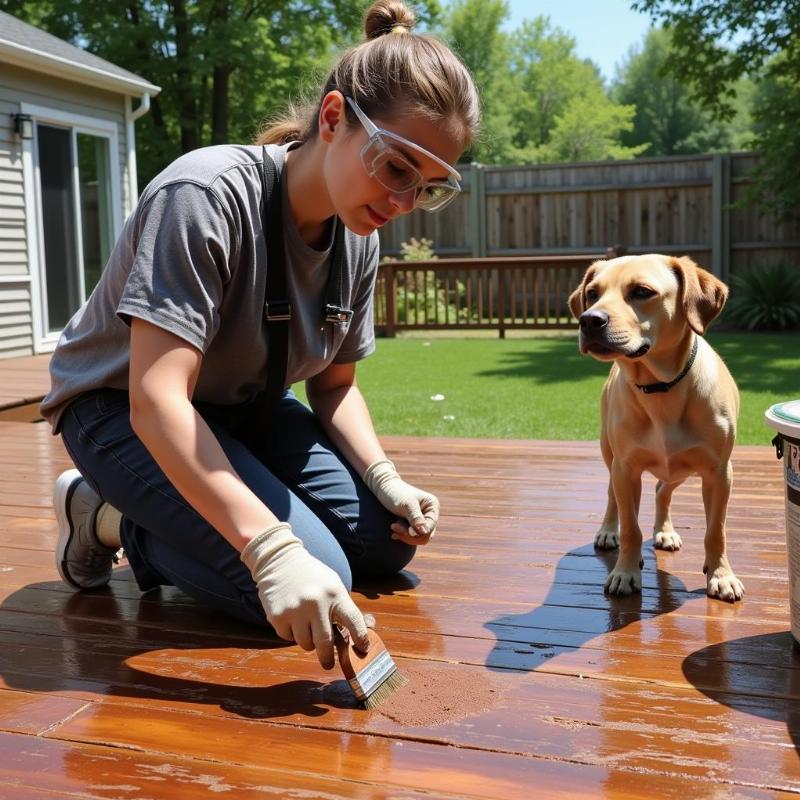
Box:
[1,416,798,798]
[0,354,50,421]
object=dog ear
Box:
[670,256,729,335]
[569,265,596,320]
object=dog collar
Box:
[634,336,699,395]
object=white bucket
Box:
[765,400,800,646]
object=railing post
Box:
[385,263,397,338]
[498,265,506,339]
[711,153,731,280]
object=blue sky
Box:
[504,0,654,83]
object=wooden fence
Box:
[374,255,597,336]
[377,152,800,280]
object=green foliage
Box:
[612,28,752,155]
[535,91,647,162]
[442,3,642,164]
[632,0,800,217]
[0,0,439,186]
[723,265,800,331]
[632,0,799,116]
[399,237,438,261]
[444,0,518,162]
[744,51,800,216]
[387,238,471,324]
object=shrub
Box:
[399,237,437,262]
[723,264,800,331]
[386,238,473,324]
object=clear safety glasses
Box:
[345,96,461,212]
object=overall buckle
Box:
[264,301,292,321]
[324,304,353,323]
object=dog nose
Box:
[580,309,609,332]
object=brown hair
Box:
[255,0,480,150]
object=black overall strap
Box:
[254,147,353,438]
[323,219,353,324]
[260,148,291,421]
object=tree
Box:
[632,0,800,216]
[612,28,753,155]
[747,50,800,216]
[2,0,438,186]
[442,5,644,164]
[537,89,646,162]
[443,0,519,162]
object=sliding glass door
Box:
[29,113,119,341]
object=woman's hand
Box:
[241,523,370,669]
[363,460,440,546]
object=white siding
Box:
[0,282,33,357]
[0,62,131,358]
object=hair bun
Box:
[364,0,417,40]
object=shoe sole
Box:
[54,468,84,589]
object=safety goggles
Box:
[345,96,461,212]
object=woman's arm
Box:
[305,361,385,478]
[306,362,438,545]
[129,317,280,551]
[129,318,369,666]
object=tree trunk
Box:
[172,0,198,152]
[210,0,231,145]
[211,66,232,144]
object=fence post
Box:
[711,153,731,280]
[385,264,397,338]
[469,162,487,258]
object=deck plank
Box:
[0,354,51,418]
[0,418,797,797]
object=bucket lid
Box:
[765,400,800,438]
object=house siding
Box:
[0,62,131,357]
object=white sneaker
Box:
[54,469,118,589]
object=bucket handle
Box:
[773,434,784,460]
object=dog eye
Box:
[586,288,599,302]
[631,286,656,300]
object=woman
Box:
[40,0,480,671]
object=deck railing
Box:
[374,255,601,337]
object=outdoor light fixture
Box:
[12,113,33,140]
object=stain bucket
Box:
[765,400,800,646]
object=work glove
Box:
[241,522,369,669]
[363,459,440,545]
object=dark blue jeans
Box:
[59,389,415,627]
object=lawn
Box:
[294,331,799,444]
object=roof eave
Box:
[0,39,161,97]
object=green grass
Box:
[293,331,800,445]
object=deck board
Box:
[0,354,50,419]
[0,418,798,797]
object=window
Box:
[21,104,121,348]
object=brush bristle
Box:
[362,667,407,710]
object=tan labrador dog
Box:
[568,254,744,602]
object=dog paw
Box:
[654,530,683,551]
[604,567,642,596]
[706,569,745,603]
[594,529,620,550]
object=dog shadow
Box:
[484,542,688,674]
[683,632,800,754]
[0,569,410,720]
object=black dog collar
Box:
[635,336,698,394]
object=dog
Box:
[568,254,744,602]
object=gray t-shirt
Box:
[41,143,379,431]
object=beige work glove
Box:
[241,522,369,669]
[363,459,440,545]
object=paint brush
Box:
[335,626,407,710]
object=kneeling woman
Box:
[40,0,480,670]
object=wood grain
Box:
[0,410,798,797]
